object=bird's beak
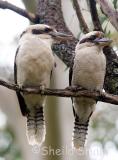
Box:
[93,37,112,46]
[49,31,73,41]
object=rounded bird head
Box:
[79,31,112,47]
[22,24,72,43]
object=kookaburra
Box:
[14,24,71,146]
[69,31,112,149]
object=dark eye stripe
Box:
[32,29,44,34]
[32,27,53,35]
[79,35,97,44]
[79,38,89,44]
[89,35,97,40]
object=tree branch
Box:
[0,0,40,23]
[88,0,103,31]
[96,0,118,31]
[72,0,89,33]
[0,79,118,105]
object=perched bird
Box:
[69,31,112,149]
[14,24,71,146]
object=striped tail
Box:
[72,115,89,149]
[26,106,46,146]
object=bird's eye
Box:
[89,35,96,40]
[44,27,53,33]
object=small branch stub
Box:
[72,0,89,33]
[0,0,40,23]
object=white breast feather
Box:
[16,34,54,87]
[72,45,106,90]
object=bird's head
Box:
[79,31,112,47]
[22,24,72,43]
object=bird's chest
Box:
[16,40,54,85]
[72,51,106,90]
[22,49,53,74]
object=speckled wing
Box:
[69,58,76,117]
[14,46,28,116]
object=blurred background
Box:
[0,0,117,160]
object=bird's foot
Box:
[21,84,34,89]
[96,89,104,96]
[39,85,45,95]
[20,84,45,95]
[89,88,104,97]
[19,85,25,90]
[66,85,85,92]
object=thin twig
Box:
[0,0,40,23]
[0,79,118,105]
[96,0,118,31]
[88,0,103,31]
[72,0,89,33]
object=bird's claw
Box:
[39,85,45,95]
[66,85,84,92]
[96,89,103,96]
[20,85,25,90]
[20,84,45,95]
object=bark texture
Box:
[104,47,118,94]
[36,0,78,67]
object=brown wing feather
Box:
[14,47,28,116]
[69,59,76,117]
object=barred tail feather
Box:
[35,107,46,145]
[26,112,36,145]
[26,106,46,146]
[72,115,89,149]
